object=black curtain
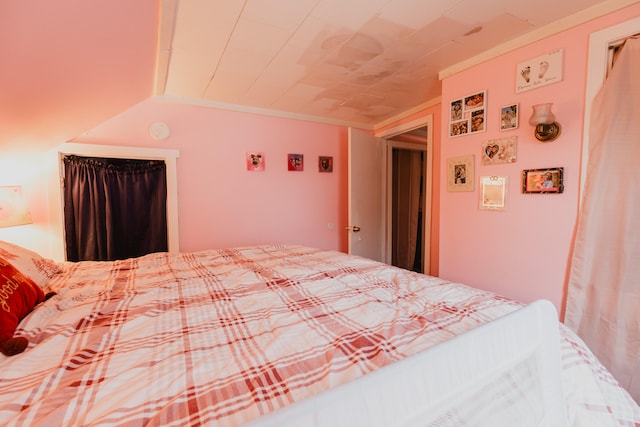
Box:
[63,155,168,262]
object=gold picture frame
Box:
[522,167,564,193]
[447,155,474,192]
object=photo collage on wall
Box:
[446,48,566,204]
[449,90,486,138]
[245,152,333,173]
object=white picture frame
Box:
[516,49,563,93]
[479,176,507,211]
[499,104,519,131]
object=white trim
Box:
[375,113,434,139]
[581,17,640,200]
[155,94,443,134]
[156,95,376,130]
[374,97,441,132]
[49,143,180,261]
[439,0,638,80]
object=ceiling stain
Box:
[162,0,613,126]
[324,33,384,72]
[464,26,483,36]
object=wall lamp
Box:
[529,103,561,142]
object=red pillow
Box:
[0,257,45,353]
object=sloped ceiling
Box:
[157,0,616,128]
[0,1,158,148]
[1,0,632,149]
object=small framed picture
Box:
[287,153,304,171]
[470,109,485,133]
[450,119,470,137]
[522,167,564,193]
[246,152,265,171]
[500,104,519,131]
[481,136,518,165]
[463,90,486,111]
[479,176,507,211]
[450,99,463,121]
[318,156,333,172]
[516,49,563,93]
[0,186,31,227]
[447,155,474,192]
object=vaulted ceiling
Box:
[1,0,630,150]
[156,0,616,127]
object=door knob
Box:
[346,226,361,232]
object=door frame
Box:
[376,115,434,274]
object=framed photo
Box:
[481,136,518,165]
[450,99,463,121]
[447,155,474,192]
[450,119,469,137]
[479,176,507,211]
[246,152,265,171]
[470,109,485,133]
[318,156,333,172]
[516,49,563,93]
[0,186,31,227]
[500,104,519,131]
[287,153,304,171]
[463,90,486,111]
[522,167,564,193]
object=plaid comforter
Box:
[0,245,638,426]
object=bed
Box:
[0,242,638,426]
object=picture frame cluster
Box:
[449,90,486,138]
[447,68,566,205]
[245,152,333,173]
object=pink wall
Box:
[72,98,350,253]
[439,4,640,313]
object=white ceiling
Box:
[156,0,616,128]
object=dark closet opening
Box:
[63,155,168,262]
[391,148,425,273]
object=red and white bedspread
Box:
[0,245,638,426]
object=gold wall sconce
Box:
[529,103,561,142]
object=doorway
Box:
[381,116,433,275]
[347,115,433,273]
[388,128,428,273]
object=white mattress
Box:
[247,300,566,427]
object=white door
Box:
[348,128,384,262]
